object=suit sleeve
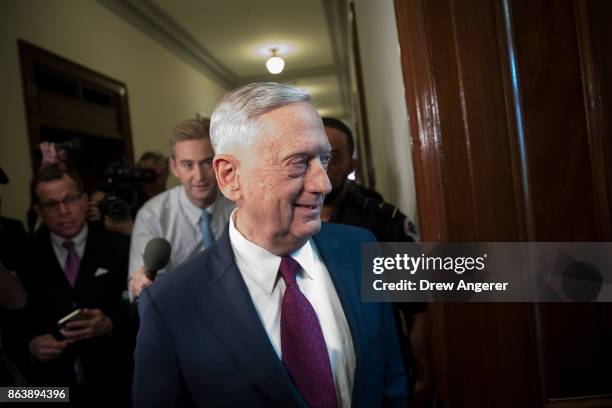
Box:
[100,231,133,343]
[381,300,409,407]
[133,289,191,408]
[361,229,409,407]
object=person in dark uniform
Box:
[320,117,419,242]
[321,117,432,406]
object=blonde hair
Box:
[169,118,211,158]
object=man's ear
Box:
[34,204,42,218]
[170,158,180,179]
[213,154,241,201]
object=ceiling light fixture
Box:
[266,48,285,75]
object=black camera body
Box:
[96,161,153,222]
[98,192,131,222]
[105,162,156,185]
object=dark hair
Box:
[322,117,354,157]
[31,164,84,205]
[138,151,169,175]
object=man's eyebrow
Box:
[42,193,74,203]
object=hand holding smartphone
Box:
[56,308,113,342]
[57,308,87,327]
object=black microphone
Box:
[143,238,171,281]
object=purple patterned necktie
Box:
[63,241,80,287]
[279,256,337,408]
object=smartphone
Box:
[57,308,86,326]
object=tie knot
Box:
[63,240,75,251]
[279,256,301,286]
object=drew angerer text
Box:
[372,279,509,292]
[370,253,508,293]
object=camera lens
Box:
[108,200,130,222]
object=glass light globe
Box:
[266,56,285,74]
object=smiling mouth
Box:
[295,203,320,210]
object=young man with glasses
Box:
[18,164,132,406]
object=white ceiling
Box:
[99,0,349,118]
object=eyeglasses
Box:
[39,194,83,212]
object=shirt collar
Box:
[50,223,88,248]
[228,209,315,295]
[179,187,219,226]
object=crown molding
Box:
[323,0,352,119]
[96,0,349,117]
[96,0,237,88]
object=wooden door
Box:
[394,0,612,406]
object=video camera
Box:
[97,162,156,222]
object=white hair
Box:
[210,82,311,154]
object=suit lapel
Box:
[40,233,74,294]
[41,225,97,292]
[313,224,367,403]
[74,225,99,290]
[197,228,306,408]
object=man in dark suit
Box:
[0,164,29,386]
[20,164,131,406]
[133,82,407,407]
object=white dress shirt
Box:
[50,224,88,271]
[129,186,234,281]
[228,211,355,408]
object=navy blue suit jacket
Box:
[133,222,407,407]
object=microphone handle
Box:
[144,266,157,281]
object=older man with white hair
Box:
[133,83,407,408]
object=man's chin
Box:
[189,188,215,203]
[296,218,322,238]
[55,226,82,239]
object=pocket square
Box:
[94,268,109,277]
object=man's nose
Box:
[58,202,70,214]
[307,159,332,195]
[195,165,205,181]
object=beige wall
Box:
[0,0,227,224]
[353,0,418,224]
